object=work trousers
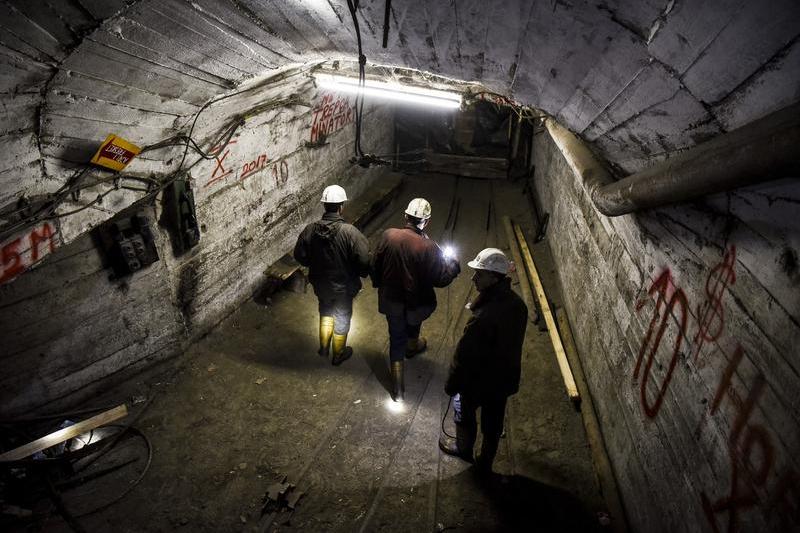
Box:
[453,393,507,454]
[318,293,354,335]
[385,314,422,362]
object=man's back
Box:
[294,213,369,296]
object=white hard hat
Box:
[467,248,510,275]
[405,198,431,219]
[321,184,347,203]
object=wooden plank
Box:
[512,220,579,402]
[0,404,128,461]
[556,308,629,533]
[501,215,537,324]
[424,150,508,179]
[264,255,300,281]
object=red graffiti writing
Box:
[310,93,354,143]
[634,269,689,418]
[205,139,238,188]
[636,246,797,530]
[699,345,794,532]
[0,222,58,284]
[241,153,269,181]
[272,160,289,188]
[694,246,737,365]
[635,246,738,417]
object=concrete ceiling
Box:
[2,0,799,203]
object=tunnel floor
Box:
[41,175,608,532]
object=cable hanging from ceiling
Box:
[345,0,367,162]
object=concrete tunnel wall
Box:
[532,128,800,532]
[0,1,799,531]
[0,66,394,415]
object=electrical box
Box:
[104,213,159,278]
[162,178,200,256]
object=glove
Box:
[448,258,461,276]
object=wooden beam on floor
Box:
[512,221,580,404]
[0,404,128,462]
[556,308,629,533]
[501,215,537,324]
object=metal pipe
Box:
[546,103,800,217]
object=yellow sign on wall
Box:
[90,134,141,171]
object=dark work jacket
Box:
[445,277,527,399]
[293,212,370,299]
[370,224,460,322]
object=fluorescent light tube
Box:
[316,74,461,109]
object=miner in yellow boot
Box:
[331,331,353,366]
[294,185,369,365]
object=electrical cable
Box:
[441,395,455,439]
[0,85,304,243]
[73,397,153,475]
[72,426,153,518]
[346,0,368,161]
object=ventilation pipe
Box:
[546,103,800,217]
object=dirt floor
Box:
[14,175,610,532]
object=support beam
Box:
[556,309,629,533]
[502,215,537,324]
[512,222,579,403]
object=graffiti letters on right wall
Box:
[634,245,798,532]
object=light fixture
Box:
[315,74,462,109]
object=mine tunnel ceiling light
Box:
[315,74,462,109]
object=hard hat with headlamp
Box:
[467,248,510,275]
[321,184,347,203]
[405,198,432,220]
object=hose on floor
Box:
[441,395,456,439]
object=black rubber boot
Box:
[391,361,405,401]
[405,336,427,359]
[438,423,475,463]
[475,434,500,475]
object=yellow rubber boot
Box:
[331,333,353,366]
[319,316,334,357]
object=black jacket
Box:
[370,224,460,321]
[293,212,370,298]
[445,277,527,399]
